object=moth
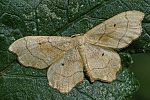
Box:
[9,11,144,93]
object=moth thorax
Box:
[76,36,85,47]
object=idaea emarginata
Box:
[9,11,144,93]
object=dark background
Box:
[131,53,150,100]
[0,0,150,99]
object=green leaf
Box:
[0,0,149,100]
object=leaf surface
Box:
[0,0,150,100]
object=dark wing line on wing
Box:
[54,71,83,78]
[23,37,49,66]
[116,12,129,48]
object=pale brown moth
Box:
[9,11,144,93]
